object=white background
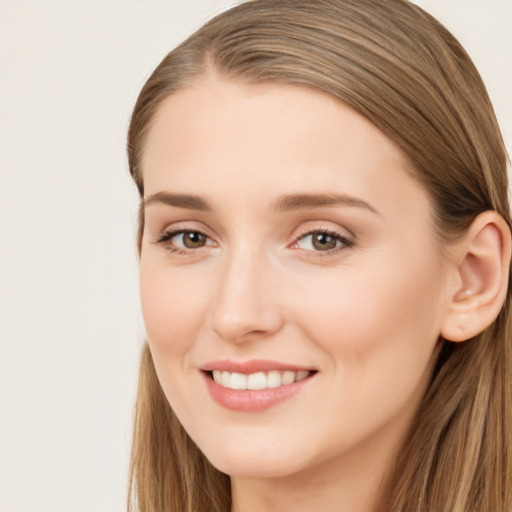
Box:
[0,1,510,511]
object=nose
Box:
[209,245,284,344]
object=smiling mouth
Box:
[205,369,316,390]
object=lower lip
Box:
[202,372,314,412]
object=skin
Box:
[138,76,457,512]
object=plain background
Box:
[0,1,510,511]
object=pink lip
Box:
[200,359,315,374]
[200,360,317,412]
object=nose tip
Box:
[212,308,283,344]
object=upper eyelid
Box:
[295,226,350,237]
[291,222,355,241]
[155,221,215,238]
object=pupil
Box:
[313,233,336,250]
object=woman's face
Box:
[139,77,452,479]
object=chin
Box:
[201,443,307,479]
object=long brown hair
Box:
[127,1,511,510]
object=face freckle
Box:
[139,76,450,482]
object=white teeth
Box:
[230,372,247,390]
[266,370,282,388]
[211,369,312,390]
[247,372,267,390]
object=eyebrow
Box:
[274,193,379,214]
[143,192,212,211]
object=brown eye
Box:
[155,229,214,251]
[311,232,338,251]
[295,230,352,253]
[181,231,208,248]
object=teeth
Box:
[247,372,267,390]
[296,370,309,381]
[230,372,247,390]
[211,369,312,390]
[267,370,282,388]
[282,371,295,386]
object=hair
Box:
[126,1,511,511]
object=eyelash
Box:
[153,227,354,257]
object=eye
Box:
[155,229,215,252]
[294,230,353,252]
[174,231,209,249]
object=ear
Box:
[441,211,511,342]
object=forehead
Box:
[141,76,431,221]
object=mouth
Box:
[203,369,316,390]
[200,361,318,412]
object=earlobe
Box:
[441,211,511,342]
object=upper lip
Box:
[200,359,316,374]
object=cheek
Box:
[290,251,445,366]
[138,261,215,419]
[281,252,446,453]
[139,261,208,354]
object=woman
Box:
[126,0,512,511]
